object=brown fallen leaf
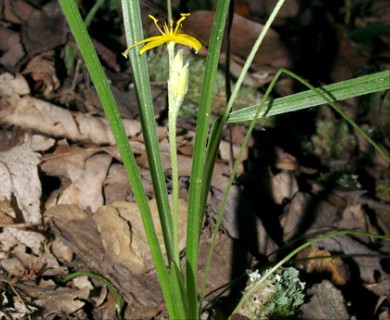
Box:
[0,198,16,225]
[20,1,67,58]
[21,51,60,97]
[21,283,90,316]
[41,142,112,212]
[365,279,390,298]
[282,192,387,284]
[0,74,143,144]
[300,280,349,320]
[0,27,25,68]
[295,245,350,285]
[270,169,299,205]
[0,141,41,225]
[245,0,300,26]
[0,227,65,279]
[93,197,188,274]
[183,11,291,87]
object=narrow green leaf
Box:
[169,261,190,319]
[59,0,174,316]
[186,0,231,317]
[227,70,390,123]
[121,0,174,264]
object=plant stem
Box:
[167,42,180,267]
[167,0,172,22]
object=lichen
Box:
[238,267,305,320]
[306,119,357,164]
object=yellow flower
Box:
[122,13,202,56]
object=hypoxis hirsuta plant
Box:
[123,11,201,272]
[59,0,390,318]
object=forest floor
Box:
[0,0,389,319]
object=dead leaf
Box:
[219,140,247,164]
[32,286,90,315]
[0,279,37,319]
[0,73,30,109]
[318,235,386,284]
[245,0,300,26]
[93,197,188,274]
[43,204,89,224]
[274,146,299,171]
[41,142,112,212]
[22,51,60,97]
[184,11,291,87]
[365,279,390,298]
[45,203,168,309]
[0,227,64,279]
[295,246,350,285]
[300,280,349,320]
[0,198,16,225]
[20,1,67,58]
[30,134,56,152]
[281,192,387,284]
[270,169,299,205]
[0,141,41,225]
[282,192,342,242]
[197,229,255,299]
[0,27,25,68]
[0,93,142,144]
[330,22,371,82]
[51,238,74,263]
[104,163,132,203]
[210,179,279,257]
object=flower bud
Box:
[168,50,189,114]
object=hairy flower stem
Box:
[167,42,188,267]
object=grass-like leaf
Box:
[227,70,390,123]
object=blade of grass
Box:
[227,70,390,123]
[121,0,174,264]
[186,0,231,317]
[59,0,176,315]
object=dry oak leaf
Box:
[41,142,117,212]
[0,79,141,144]
[0,227,64,279]
[21,51,60,97]
[93,197,188,275]
[0,73,30,109]
[31,286,90,315]
[300,280,349,320]
[0,141,41,225]
[295,245,350,285]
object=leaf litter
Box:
[0,0,389,319]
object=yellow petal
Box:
[122,35,165,57]
[171,34,202,53]
[139,38,170,55]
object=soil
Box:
[0,0,389,319]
